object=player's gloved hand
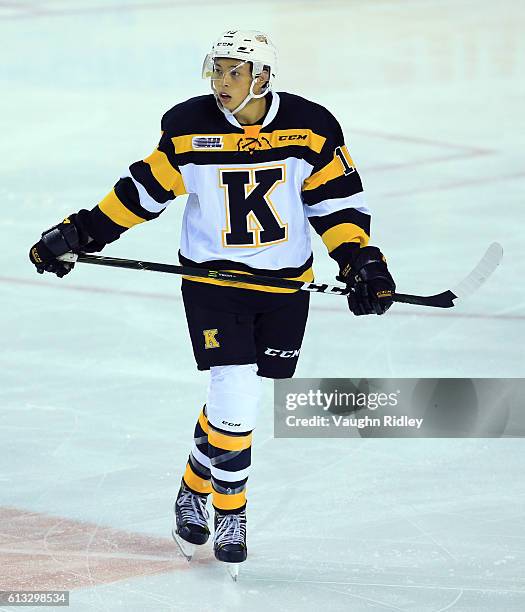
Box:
[337,245,396,315]
[29,213,104,278]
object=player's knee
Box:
[206,364,262,433]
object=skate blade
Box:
[226,563,240,581]
[172,528,196,561]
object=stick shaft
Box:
[69,254,446,305]
[74,254,349,295]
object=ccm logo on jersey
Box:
[264,348,300,358]
[278,134,307,141]
[192,136,223,150]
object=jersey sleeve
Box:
[81,116,187,246]
[302,111,370,265]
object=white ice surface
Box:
[1,0,524,610]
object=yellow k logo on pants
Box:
[203,329,220,349]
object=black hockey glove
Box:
[337,245,396,316]
[29,212,105,278]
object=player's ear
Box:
[254,69,269,95]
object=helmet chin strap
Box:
[232,80,268,115]
[215,79,270,119]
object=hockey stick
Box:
[59,242,502,308]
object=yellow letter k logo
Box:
[203,329,220,349]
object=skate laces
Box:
[215,512,246,546]
[177,487,209,528]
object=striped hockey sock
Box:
[208,422,252,513]
[182,405,212,495]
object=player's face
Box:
[211,58,256,111]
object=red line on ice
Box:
[352,128,493,155]
[0,506,198,591]
[381,170,525,198]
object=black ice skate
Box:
[172,480,210,561]
[214,508,247,580]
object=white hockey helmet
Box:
[202,29,278,99]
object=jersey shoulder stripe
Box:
[170,129,326,155]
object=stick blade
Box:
[452,242,503,300]
[393,242,503,308]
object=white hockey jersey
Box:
[86,91,371,291]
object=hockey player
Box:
[29,30,395,577]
